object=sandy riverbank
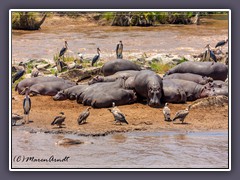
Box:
[12,90,228,136]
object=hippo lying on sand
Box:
[164,79,214,101]
[163,73,213,85]
[15,76,74,94]
[53,84,88,100]
[88,70,140,85]
[134,70,163,107]
[27,81,76,96]
[207,80,228,97]
[102,59,141,76]
[77,79,137,108]
[164,62,228,81]
[162,80,187,103]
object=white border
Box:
[9,9,231,171]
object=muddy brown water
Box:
[12,129,228,168]
[12,15,228,64]
[11,15,229,169]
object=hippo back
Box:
[102,59,141,76]
[165,62,228,81]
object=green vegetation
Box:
[177,57,188,64]
[150,62,173,74]
[101,11,198,26]
[53,54,76,63]
[12,12,47,30]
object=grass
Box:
[150,62,173,74]
[177,57,188,64]
[53,54,76,63]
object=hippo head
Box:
[199,85,215,98]
[88,76,104,85]
[148,85,162,107]
[201,76,213,84]
[53,90,67,101]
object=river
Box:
[12,129,228,169]
[11,15,228,64]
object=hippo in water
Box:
[163,73,213,85]
[102,59,141,76]
[164,79,215,101]
[164,61,228,81]
[15,76,74,94]
[162,80,187,103]
[88,70,140,85]
[53,84,88,100]
[134,70,163,107]
[26,81,76,96]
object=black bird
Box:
[215,39,228,50]
[31,65,39,77]
[77,107,91,125]
[116,40,123,59]
[204,44,217,62]
[108,108,128,125]
[163,103,171,121]
[56,58,64,72]
[172,106,190,124]
[23,87,31,124]
[51,112,66,128]
[12,62,26,84]
[59,41,68,60]
[91,48,101,66]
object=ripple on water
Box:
[12,129,228,169]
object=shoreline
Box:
[12,91,228,137]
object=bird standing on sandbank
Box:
[77,107,91,125]
[51,112,66,128]
[163,103,171,121]
[172,106,190,124]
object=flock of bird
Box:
[12,38,228,127]
[163,103,190,124]
[203,38,228,62]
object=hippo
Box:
[213,87,228,97]
[88,70,140,85]
[81,88,137,108]
[209,80,228,88]
[162,80,187,103]
[164,61,228,81]
[77,79,137,108]
[134,70,163,107]
[27,81,76,96]
[165,79,214,101]
[77,78,124,103]
[15,76,74,94]
[102,59,141,76]
[53,84,88,101]
[124,76,135,89]
[163,73,213,85]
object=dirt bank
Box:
[12,90,228,136]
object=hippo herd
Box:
[15,59,228,108]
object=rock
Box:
[189,95,228,109]
[59,67,102,82]
[145,53,192,65]
[36,63,51,70]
